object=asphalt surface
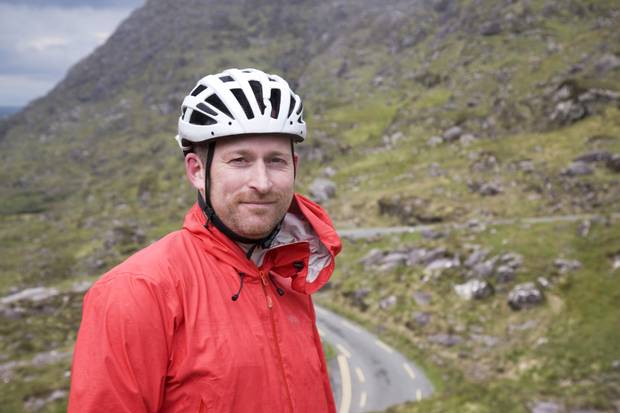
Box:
[337,212,620,240]
[316,306,433,413]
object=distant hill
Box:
[0,0,619,412]
[0,106,21,119]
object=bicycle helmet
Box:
[175,68,306,150]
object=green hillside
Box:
[0,0,619,411]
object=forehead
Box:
[214,134,292,155]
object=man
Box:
[68,68,341,412]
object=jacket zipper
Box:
[259,271,295,413]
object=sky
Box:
[0,0,144,107]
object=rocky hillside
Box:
[0,0,619,411]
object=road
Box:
[337,212,620,240]
[316,306,433,413]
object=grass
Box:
[1,0,619,410]
[317,217,620,412]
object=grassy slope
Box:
[0,0,619,411]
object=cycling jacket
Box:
[68,193,341,412]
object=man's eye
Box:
[270,157,287,164]
[229,157,247,164]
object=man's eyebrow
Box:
[222,149,290,157]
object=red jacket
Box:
[68,194,341,412]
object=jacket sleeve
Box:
[68,272,176,413]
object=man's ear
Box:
[184,153,205,192]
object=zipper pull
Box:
[266,294,273,309]
[259,270,268,286]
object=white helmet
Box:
[175,68,306,150]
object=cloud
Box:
[0,0,142,9]
[0,3,140,106]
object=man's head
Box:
[176,68,306,243]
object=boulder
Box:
[412,291,432,306]
[309,178,336,203]
[464,249,488,268]
[422,247,450,265]
[606,154,620,172]
[413,311,431,326]
[480,21,502,36]
[499,252,524,269]
[377,252,408,271]
[459,133,476,146]
[573,151,612,163]
[550,100,587,124]
[0,287,59,305]
[454,279,494,300]
[595,53,620,73]
[518,159,535,173]
[379,295,397,310]
[421,229,446,239]
[343,288,371,311]
[537,276,551,289]
[471,259,496,278]
[442,126,463,142]
[322,166,336,177]
[529,401,565,413]
[496,265,517,283]
[427,135,443,146]
[425,257,459,273]
[554,258,582,274]
[508,282,544,310]
[478,182,503,196]
[428,333,463,347]
[561,161,593,177]
[406,248,429,266]
[359,248,384,268]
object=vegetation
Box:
[0,0,619,411]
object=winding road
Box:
[316,213,620,411]
[316,306,433,413]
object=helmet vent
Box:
[190,84,207,97]
[205,94,233,119]
[296,101,303,115]
[287,94,296,117]
[269,88,281,119]
[196,102,217,116]
[189,109,217,126]
[249,80,266,114]
[219,75,234,82]
[231,88,255,119]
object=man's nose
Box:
[248,162,272,193]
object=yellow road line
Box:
[337,355,352,413]
[359,391,367,408]
[341,319,363,333]
[337,343,352,359]
[403,363,415,380]
[375,339,394,353]
[355,367,366,383]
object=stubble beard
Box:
[224,191,293,240]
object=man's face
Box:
[209,134,296,240]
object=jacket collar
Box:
[183,193,341,295]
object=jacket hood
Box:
[183,193,341,295]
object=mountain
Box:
[0,0,619,411]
